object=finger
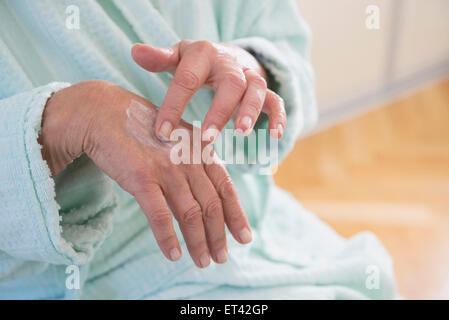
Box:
[263,90,287,139]
[201,70,247,142]
[133,184,182,262]
[163,176,211,268]
[234,69,267,136]
[204,160,252,244]
[156,42,213,140]
[131,43,180,73]
[188,167,228,264]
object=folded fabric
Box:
[0,0,396,299]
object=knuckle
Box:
[157,234,177,248]
[179,39,193,49]
[204,198,223,220]
[148,209,172,227]
[225,72,247,91]
[251,76,267,89]
[193,40,214,53]
[278,97,285,110]
[218,176,235,199]
[227,209,243,225]
[279,109,287,122]
[181,204,203,225]
[212,107,231,123]
[272,92,285,107]
[210,236,226,249]
[245,99,263,115]
[266,92,286,114]
[280,102,286,116]
[174,70,200,92]
[273,96,286,119]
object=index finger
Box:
[155,43,213,140]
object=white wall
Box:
[296,0,449,130]
[393,0,449,80]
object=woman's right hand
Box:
[39,80,252,268]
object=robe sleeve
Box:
[0,82,117,266]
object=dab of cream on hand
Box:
[125,100,175,148]
[126,100,218,166]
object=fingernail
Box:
[239,228,252,244]
[216,248,228,264]
[277,124,284,139]
[158,121,173,140]
[199,252,211,268]
[271,124,284,139]
[240,116,253,133]
[131,43,143,54]
[170,248,181,261]
[202,125,219,142]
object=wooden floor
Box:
[274,78,449,299]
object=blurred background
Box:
[274,0,449,299]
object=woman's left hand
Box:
[131,40,286,142]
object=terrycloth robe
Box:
[0,0,396,299]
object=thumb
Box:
[131,43,179,73]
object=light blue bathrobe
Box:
[0,0,396,299]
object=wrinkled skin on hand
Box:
[39,80,252,268]
[131,40,287,141]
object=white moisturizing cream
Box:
[125,99,219,166]
[125,100,174,149]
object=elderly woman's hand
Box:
[131,41,286,142]
[39,80,252,268]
